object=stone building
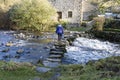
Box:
[48,0,97,27]
[48,0,82,27]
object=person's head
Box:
[58,24,62,27]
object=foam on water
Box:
[65,37,120,64]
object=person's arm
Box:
[56,26,58,34]
[62,26,64,34]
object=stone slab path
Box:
[43,40,67,68]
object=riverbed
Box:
[0,31,57,64]
[0,31,120,65]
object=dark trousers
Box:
[58,33,62,41]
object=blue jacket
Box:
[56,25,64,34]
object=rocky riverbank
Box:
[89,31,120,43]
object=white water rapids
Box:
[65,37,120,64]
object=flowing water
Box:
[0,31,120,65]
[64,37,120,64]
[0,31,57,63]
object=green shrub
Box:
[52,19,68,29]
[104,19,120,29]
[9,0,56,31]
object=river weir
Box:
[64,37,120,64]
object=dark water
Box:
[0,31,57,64]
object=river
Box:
[0,31,120,65]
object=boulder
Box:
[47,58,61,62]
[16,49,24,54]
[1,48,9,52]
[5,42,14,47]
[43,60,60,68]
[15,54,21,58]
[36,67,51,73]
[3,54,11,58]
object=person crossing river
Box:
[56,24,64,41]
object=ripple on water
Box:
[0,31,54,63]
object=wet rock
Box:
[43,46,50,49]
[47,58,61,62]
[33,35,39,39]
[43,60,60,68]
[0,43,4,46]
[15,54,21,58]
[50,48,66,53]
[69,40,73,45]
[1,48,9,52]
[25,51,31,54]
[36,67,51,73]
[3,54,11,58]
[49,54,62,58]
[50,51,63,54]
[18,33,26,38]
[5,42,14,47]
[16,49,24,54]
[31,59,43,65]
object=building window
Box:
[68,11,72,18]
[57,12,62,21]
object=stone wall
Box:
[48,0,82,25]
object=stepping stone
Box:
[54,43,66,47]
[5,42,13,47]
[43,60,60,68]
[54,45,66,48]
[50,48,62,51]
[36,67,51,73]
[50,51,64,55]
[49,54,62,58]
[47,58,61,62]
[54,45,66,49]
[16,49,24,54]
[50,48,67,53]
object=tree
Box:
[9,0,56,31]
[88,0,120,14]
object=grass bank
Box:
[58,56,120,80]
[0,62,54,80]
[0,56,119,80]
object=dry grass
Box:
[93,16,105,31]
